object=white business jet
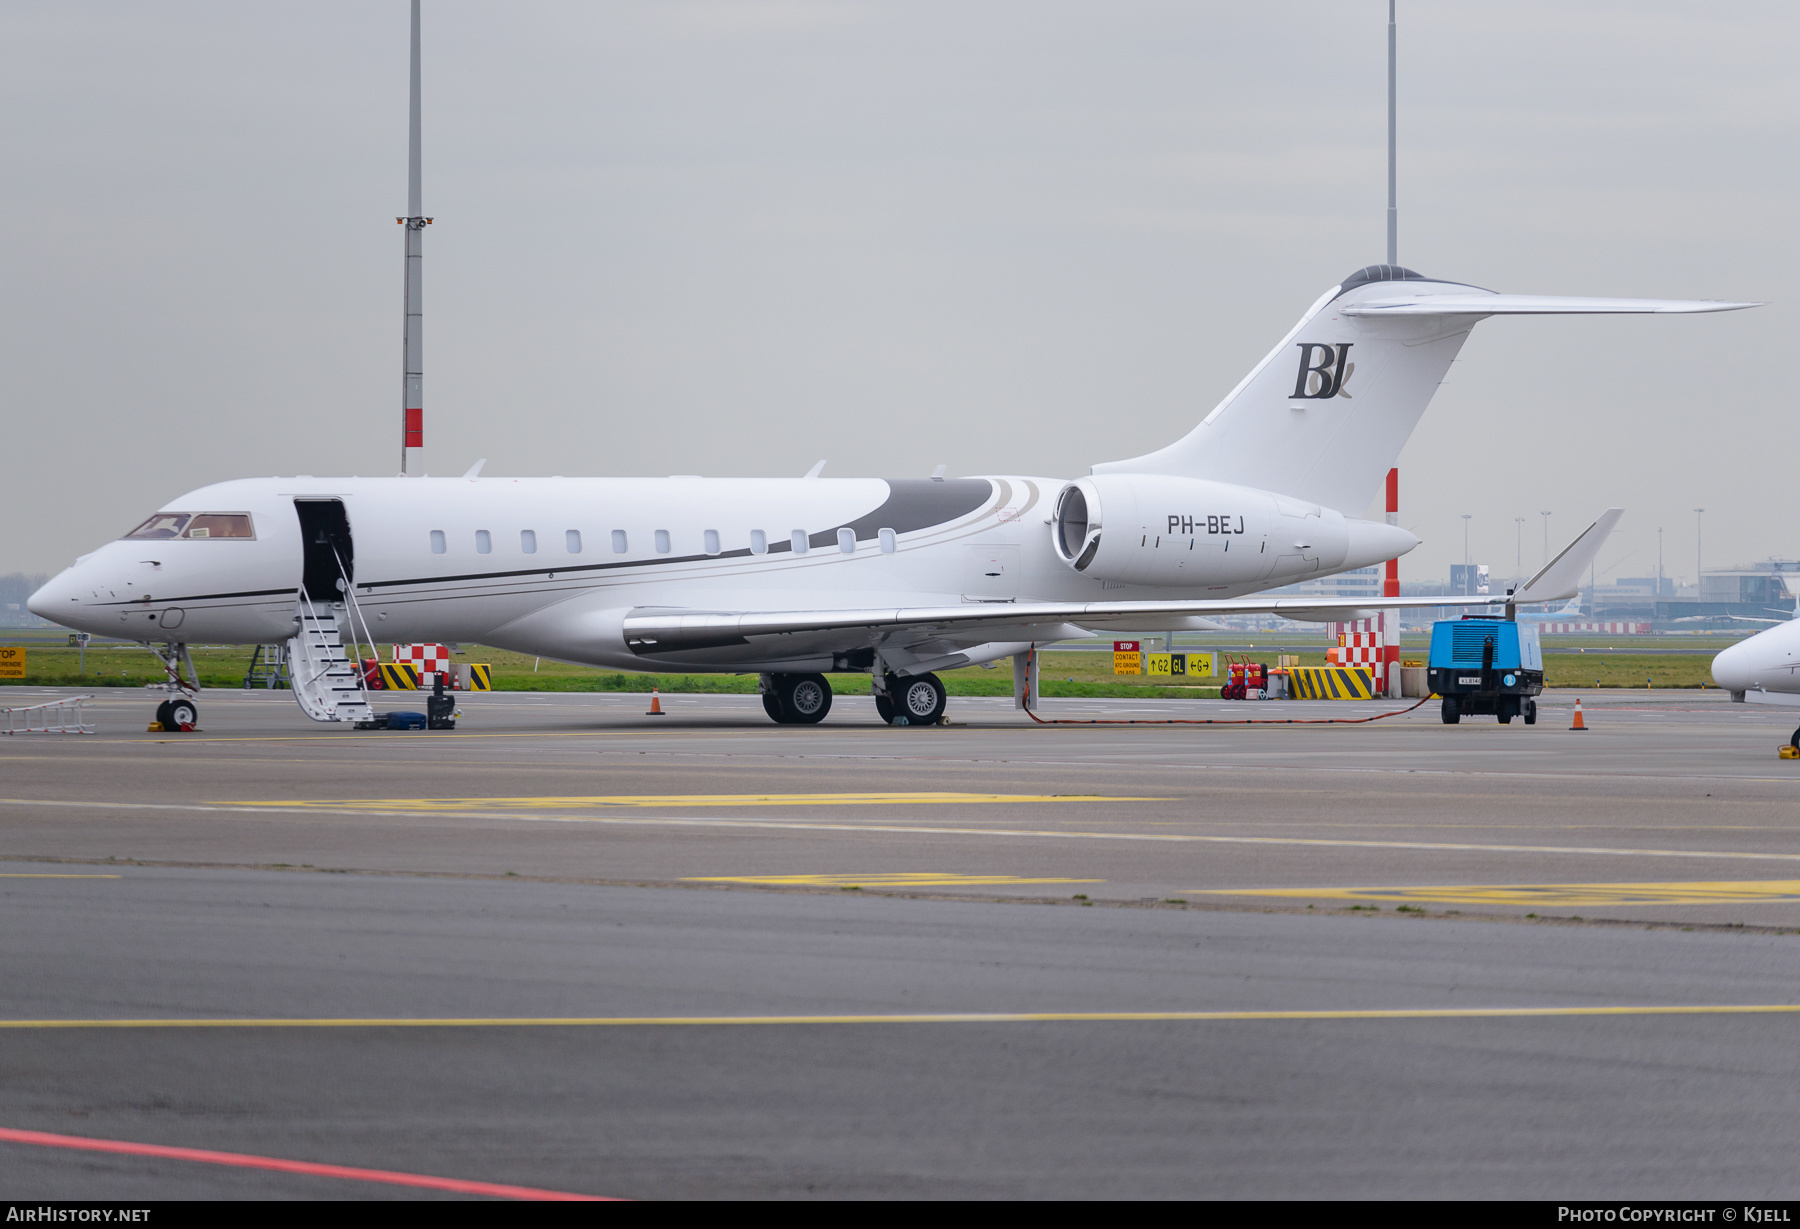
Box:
[30,265,1748,729]
[1710,612,1800,746]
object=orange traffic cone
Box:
[646,689,664,716]
[1570,697,1587,731]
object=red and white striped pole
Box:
[399,0,428,477]
[1383,467,1401,696]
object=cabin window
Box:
[879,527,896,554]
[565,530,581,554]
[837,528,855,554]
[750,529,767,555]
[654,529,671,554]
[703,529,721,555]
[475,530,492,555]
[791,530,808,555]
[430,530,446,554]
[520,529,537,554]
[612,530,628,554]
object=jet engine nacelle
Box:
[1051,474,1391,589]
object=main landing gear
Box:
[147,641,201,733]
[760,673,834,724]
[756,669,949,726]
[874,672,946,726]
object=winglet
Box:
[1512,509,1624,605]
[463,458,487,480]
[803,459,827,479]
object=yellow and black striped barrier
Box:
[464,663,492,691]
[1285,665,1375,700]
[376,661,420,691]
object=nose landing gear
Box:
[146,641,202,733]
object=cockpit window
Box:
[183,514,254,539]
[125,513,191,540]
[123,512,254,540]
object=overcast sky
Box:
[3,1,1793,586]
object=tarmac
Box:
[3,684,1800,1198]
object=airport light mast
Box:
[399,0,431,476]
[1695,508,1705,598]
[1387,0,1397,264]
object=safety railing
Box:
[2,695,96,735]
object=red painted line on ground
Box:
[0,1126,616,1201]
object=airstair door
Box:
[295,499,354,601]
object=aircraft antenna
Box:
[399,0,430,475]
[1386,0,1397,265]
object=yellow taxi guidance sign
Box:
[1113,641,1141,675]
[0,647,23,679]
[1145,652,1213,678]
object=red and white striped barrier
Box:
[1327,612,1399,698]
[394,642,453,687]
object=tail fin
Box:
[1092,265,1755,514]
[1513,508,1624,605]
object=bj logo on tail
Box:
[1292,343,1354,399]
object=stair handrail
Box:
[290,587,339,714]
[330,545,380,697]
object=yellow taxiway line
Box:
[3,1005,1799,1029]
[1192,879,1800,907]
[217,792,1153,810]
[684,873,1102,887]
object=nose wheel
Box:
[154,697,199,733]
[146,641,202,733]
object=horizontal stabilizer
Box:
[1512,509,1624,605]
[1343,294,1758,317]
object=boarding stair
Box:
[286,592,375,724]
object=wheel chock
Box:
[1779,745,1799,760]
[146,722,164,733]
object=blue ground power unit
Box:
[1427,617,1544,726]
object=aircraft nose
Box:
[27,566,106,633]
[26,571,73,621]
[1711,639,1755,692]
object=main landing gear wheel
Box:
[778,673,832,725]
[882,672,946,726]
[1440,696,1460,725]
[761,674,833,724]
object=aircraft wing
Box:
[622,509,1624,656]
[623,592,1514,653]
[1342,295,1758,317]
